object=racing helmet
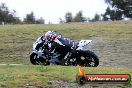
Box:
[44,31,57,42]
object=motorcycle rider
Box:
[44,31,76,64]
[46,31,76,49]
[35,31,63,51]
[34,34,47,51]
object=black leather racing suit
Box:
[48,37,76,60]
[34,36,76,62]
[35,36,48,51]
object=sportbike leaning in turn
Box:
[30,31,99,67]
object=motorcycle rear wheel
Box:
[78,50,99,67]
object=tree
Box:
[59,18,65,24]
[36,17,45,24]
[24,12,36,24]
[0,3,8,23]
[65,12,73,23]
[105,0,132,18]
[0,3,20,24]
[102,7,111,21]
[73,11,85,22]
[102,7,123,21]
[90,13,101,22]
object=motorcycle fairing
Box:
[33,37,42,51]
[77,40,92,50]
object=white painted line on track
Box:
[0,64,23,66]
[0,64,6,65]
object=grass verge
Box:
[0,65,132,87]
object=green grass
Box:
[0,21,132,87]
[0,65,132,87]
[0,21,131,64]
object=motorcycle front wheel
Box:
[30,53,50,65]
[30,52,38,65]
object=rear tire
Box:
[79,50,99,67]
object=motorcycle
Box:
[30,37,99,67]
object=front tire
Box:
[78,50,99,67]
[30,53,38,65]
[30,53,50,65]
